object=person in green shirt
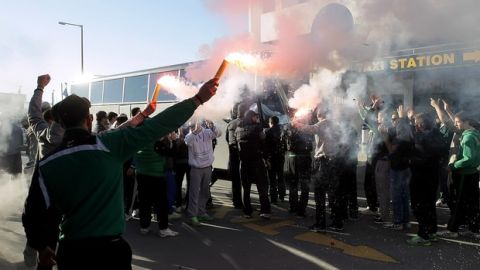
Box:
[438,111,480,239]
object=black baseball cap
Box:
[52,94,91,128]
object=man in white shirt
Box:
[185,120,222,225]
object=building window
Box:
[124,75,148,103]
[90,81,103,104]
[103,78,123,103]
[149,72,178,102]
[70,83,89,99]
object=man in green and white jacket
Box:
[23,77,218,270]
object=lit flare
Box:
[214,52,260,79]
[294,108,311,118]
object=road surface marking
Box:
[242,220,296,236]
[295,232,398,263]
[267,239,340,270]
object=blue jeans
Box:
[390,168,411,225]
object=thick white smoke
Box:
[159,70,255,122]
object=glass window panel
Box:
[103,79,123,103]
[90,81,103,104]
[124,75,148,103]
[149,72,178,102]
[70,83,89,99]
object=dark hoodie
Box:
[235,110,264,159]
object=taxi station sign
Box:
[353,48,480,72]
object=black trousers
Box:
[339,162,358,219]
[268,155,286,202]
[136,173,168,230]
[240,157,271,215]
[123,171,136,214]
[174,163,190,208]
[0,153,22,175]
[364,159,379,211]
[447,172,480,233]
[228,146,243,208]
[287,153,311,215]
[56,236,131,270]
[410,166,438,239]
[313,157,343,227]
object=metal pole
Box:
[80,25,84,74]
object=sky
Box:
[0,0,244,102]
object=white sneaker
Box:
[140,228,150,235]
[158,228,179,237]
[383,223,403,230]
[260,213,271,219]
[436,230,458,238]
[435,199,447,208]
[168,212,182,220]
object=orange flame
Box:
[225,52,259,72]
[294,108,311,118]
[157,75,179,90]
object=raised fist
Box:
[37,74,51,89]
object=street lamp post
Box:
[59,21,84,74]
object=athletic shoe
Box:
[406,235,432,246]
[436,230,459,238]
[260,213,271,220]
[124,213,133,221]
[140,228,150,235]
[175,206,183,213]
[309,224,326,233]
[243,214,253,219]
[158,228,179,237]
[189,217,201,226]
[383,223,403,230]
[198,215,214,222]
[328,224,344,232]
[435,198,448,208]
[23,244,38,268]
[168,212,182,220]
[374,217,388,224]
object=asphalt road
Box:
[1,179,479,270]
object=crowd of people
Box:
[0,73,478,269]
[359,96,480,246]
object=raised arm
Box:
[430,98,449,124]
[441,99,455,122]
[28,75,51,138]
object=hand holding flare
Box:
[141,83,160,116]
[215,60,229,79]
